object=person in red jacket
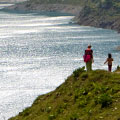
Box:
[84,45,94,71]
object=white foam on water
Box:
[0,4,14,9]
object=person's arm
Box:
[92,54,94,63]
[104,59,108,64]
[91,50,94,63]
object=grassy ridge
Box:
[9,67,120,120]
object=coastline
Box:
[76,7,120,33]
[4,2,120,34]
[4,2,82,16]
[4,2,120,120]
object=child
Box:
[104,53,113,72]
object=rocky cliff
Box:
[76,6,120,33]
[4,0,120,33]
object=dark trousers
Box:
[108,65,112,72]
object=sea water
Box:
[0,3,120,120]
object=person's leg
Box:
[89,60,92,71]
[108,65,112,72]
[86,62,89,71]
[86,61,92,72]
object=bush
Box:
[73,67,85,79]
[81,72,88,80]
[95,93,112,108]
[56,106,64,114]
[48,114,56,120]
[70,113,79,120]
[92,83,109,94]
[78,99,87,108]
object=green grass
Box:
[9,67,120,120]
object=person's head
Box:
[88,45,91,49]
[108,53,112,58]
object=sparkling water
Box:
[0,3,120,120]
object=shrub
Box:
[46,106,52,113]
[94,93,112,108]
[73,67,85,79]
[81,72,88,80]
[70,113,79,120]
[78,99,87,108]
[92,83,109,94]
[56,106,64,114]
[48,114,56,120]
[22,108,30,117]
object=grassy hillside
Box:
[9,67,120,120]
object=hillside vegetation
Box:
[76,0,120,32]
[13,0,120,32]
[5,0,120,32]
[28,0,120,9]
[9,67,120,120]
[28,0,86,5]
[7,1,120,119]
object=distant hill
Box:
[4,0,120,33]
[28,0,120,32]
[28,0,85,5]
[76,0,120,33]
[0,0,28,3]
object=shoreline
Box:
[3,2,120,120]
[3,2,120,34]
[4,2,82,16]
